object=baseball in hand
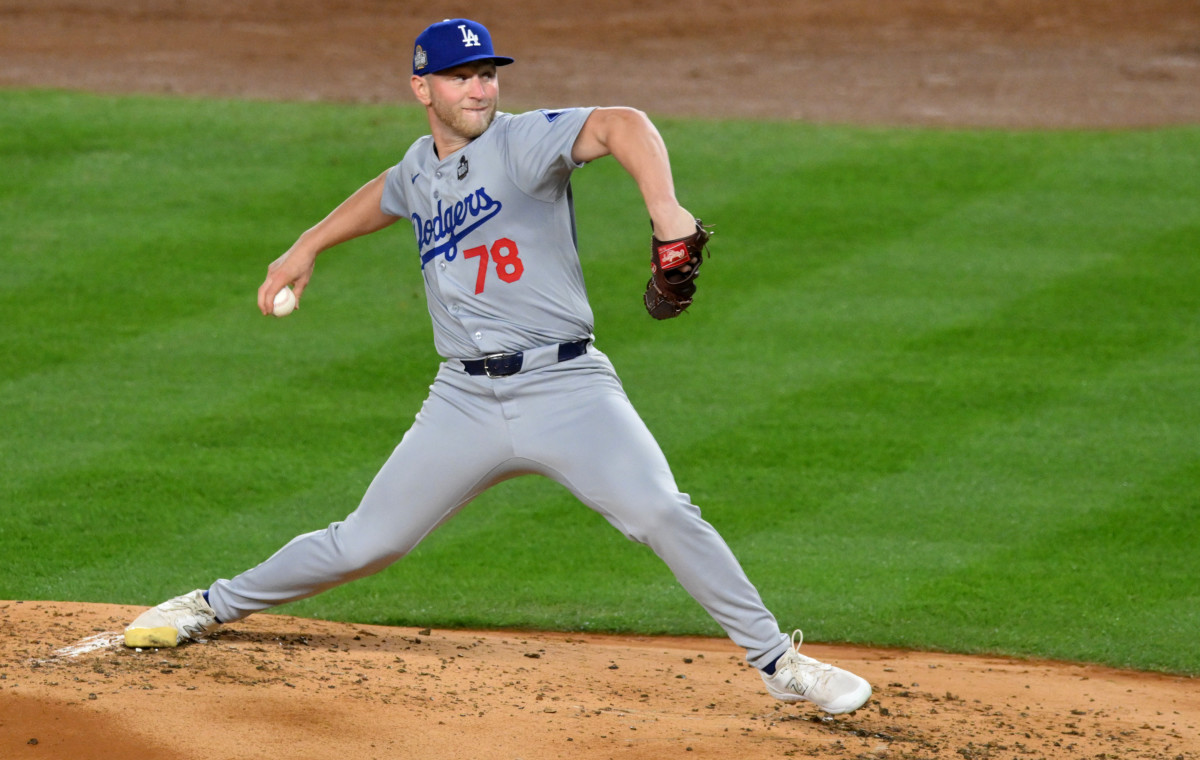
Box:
[272,287,297,317]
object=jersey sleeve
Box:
[382,137,433,218]
[380,163,411,218]
[502,107,596,201]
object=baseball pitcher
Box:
[125,18,871,715]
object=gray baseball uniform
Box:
[206,107,791,669]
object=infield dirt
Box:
[3,601,1198,760]
[2,1,1198,759]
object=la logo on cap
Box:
[458,24,481,47]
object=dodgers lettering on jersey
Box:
[382,108,597,360]
[412,186,502,267]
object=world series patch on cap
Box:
[413,18,515,76]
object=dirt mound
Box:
[2,601,1197,759]
[2,0,1198,127]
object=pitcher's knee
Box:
[318,522,405,581]
[615,494,704,544]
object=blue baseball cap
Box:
[412,19,515,76]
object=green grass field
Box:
[2,90,1197,675]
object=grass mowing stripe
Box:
[725,240,1200,661]
[2,91,1197,673]
[0,89,425,482]
[827,333,1200,659]
[0,228,437,600]
[633,128,1189,495]
[613,127,1200,668]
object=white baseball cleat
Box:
[761,630,872,714]
[124,589,220,648]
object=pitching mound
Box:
[2,601,1197,759]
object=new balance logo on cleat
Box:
[761,630,872,714]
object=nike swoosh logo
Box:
[411,173,420,184]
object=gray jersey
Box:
[381,107,597,359]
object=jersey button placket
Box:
[429,171,465,333]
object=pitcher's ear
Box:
[411,75,431,105]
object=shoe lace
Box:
[791,629,806,651]
[778,629,833,694]
[160,597,193,613]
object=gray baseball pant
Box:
[207,347,790,668]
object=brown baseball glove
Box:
[643,218,710,319]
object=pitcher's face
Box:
[421,61,499,140]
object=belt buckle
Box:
[483,352,509,378]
